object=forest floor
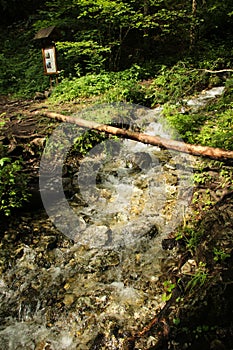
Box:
[0,96,233,349]
[0,95,79,117]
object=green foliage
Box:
[147,62,208,106]
[0,115,6,129]
[157,63,233,150]
[102,79,147,105]
[176,226,203,253]
[56,41,110,76]
[0,0,232,98]
[50,74,113,101]
[173,317,181,326]
[34,0,194,70]
[0,24,48,97]
[213,247,230,262]
[219,167,233,189]
[192,324,216,340]
[161,104,207,143]
[72,130,107,156]
[162,280,176,302]
[196,108,233,150]
[50,65,148,104]
[192,171,213,186]
[0,157,30,216]
[185,262,208,292]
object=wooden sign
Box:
[42,46,58,75]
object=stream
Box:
[0,87,225,349]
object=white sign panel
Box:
[42,46,58,75]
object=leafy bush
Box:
[147,62,209,106]
[0,24,49,97]
[72,130,107,156]
[162,104,208,143]
[162,95,233,150]
[160,70,233,149]
[50,74,113,101]
[196,108,233,150]
[102,79,147,105]
[56,41,110,76]
[0,157,30,216]
[50,64,149,104]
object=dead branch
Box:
[34,111,233,161]
[202,69,233,74]
[187,68,233,74]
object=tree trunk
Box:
[34,111,233,161]
[190,0,197,50]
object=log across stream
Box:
[35,110,233,161]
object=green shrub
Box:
[0,25,49,97]
[56,41,110,76]
[72,130,107,156]
[147,62,208,105]
[163,101,233,150]
[50,64,149,104]
[0,157,30,216]
[196,108,233,150]
[161,104,208,143]
[50,73,113,101]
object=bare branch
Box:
[34,111,233,161]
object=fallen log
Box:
[34,111,233,160]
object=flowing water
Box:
[0,87,224,349]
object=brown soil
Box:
[0,96,43,117]
[0,97,57,178]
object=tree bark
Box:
[34,111,233,160]
[190,0,197,50]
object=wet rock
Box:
[89,250,121,270]
[152,150,172,163]
[35,341,53,350]
[40,235,58,250]
[111,283,143,306]
[34,92,46,100]
[90,333,105,350]
[62,177,72,192]
[180,259,197,274]
[126,152,152,170]
[162,238,177,250]
[63,293,76,307]
[73,225,111,247]
[164,172,178,185]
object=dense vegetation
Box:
[0,0,232,95]
[0,2,233,349]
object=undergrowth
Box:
[0,157,30,215]
[49,64,150,105]
[0,23,48,97]
[161,76,233,150]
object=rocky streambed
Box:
[0,208,179,349]
[0,168,193,350]
[0,102,195,349]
